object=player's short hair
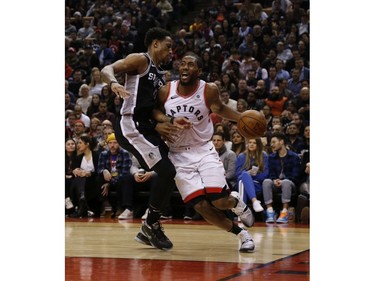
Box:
[144,27,171,47]
[183,52,203,69]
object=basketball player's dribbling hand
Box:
[111,83,131,99]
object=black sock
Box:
[228,223,243,235]
[146,206,161,225]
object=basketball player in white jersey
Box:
[154,53,256,252]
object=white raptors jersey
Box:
[164,80,214,150]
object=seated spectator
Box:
[98,126,114,152]
[97,133,135,219]
[265,114,286,151]
[252,59,268,81]
[112,95,123,118]
[219,73,237,97]
[264,86,288,117]
[280,100,297,125]
[300,125,310,154]
[285,47,300,73]
[275,58,290,81]
[65,111,77,139]
[100,85,116,113]
[285,122,304,154]
[231,130,246,157]
[262,132,301,223]
[92,100,116,125]
[157,0,174,29]
[261,104,273,131]
[276,41,293,63]
[261,48,277,71]
[238,33,253,58]
[254,79,268,100]
[214,123,232,151]
[68,69,85,99]
[236,138,269,212]
[77,18,95,40]
[72,119,87,143]
[95,38,115,68]
[245,69,258,91]
[70,134,101,217]
[278,78,293,100]
[240,50,254,77]
[213,132,237,190]
[65,93,75,111]
[287,68,302,98]
[65,79,76,103]
[246,90,264,111]
[296,149,309,224]
[264,65,278,94]
[89,67,107,96]
[291,112,306,135]
[65,16,77,36]
[88,117,101,139]
[236,98,248,113]
[294,86,310,124]
[65,138,77,215]
[220,89,237,111]
[76,84,92,114]
[73,104,91,129]
[227,59,243,86]
[231,79,249,101]
[86,94,101,118]
[294,57,310,82]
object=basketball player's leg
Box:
[135,156,175,250]
[115,118,174,250]
[192,196,233,231]
[200,151,255,228]
[190,196,255,253]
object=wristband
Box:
[170,116,175,124]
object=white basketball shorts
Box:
[168,141,227,203]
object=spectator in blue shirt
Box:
[262,132,300,223]
[287,68,302,98]
[235,138,269,212]
[97,133,135,219]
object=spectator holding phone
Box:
[236,138,269,212]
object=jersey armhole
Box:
[203,82,211,110]
[138,53,151,77]
[162,82,172,105]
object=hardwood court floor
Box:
[65,218,309,281]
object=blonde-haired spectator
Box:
[236,98,248,113]
[76,84,92,114]
[89,67,107,96]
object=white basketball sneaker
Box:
[238,229,255,253]
[231,191,255,227]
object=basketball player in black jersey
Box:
[101,27,191,250]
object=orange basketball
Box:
[237,110,267,139]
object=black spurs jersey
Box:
[120,53,166,126]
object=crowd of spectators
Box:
[65,0,310,223]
